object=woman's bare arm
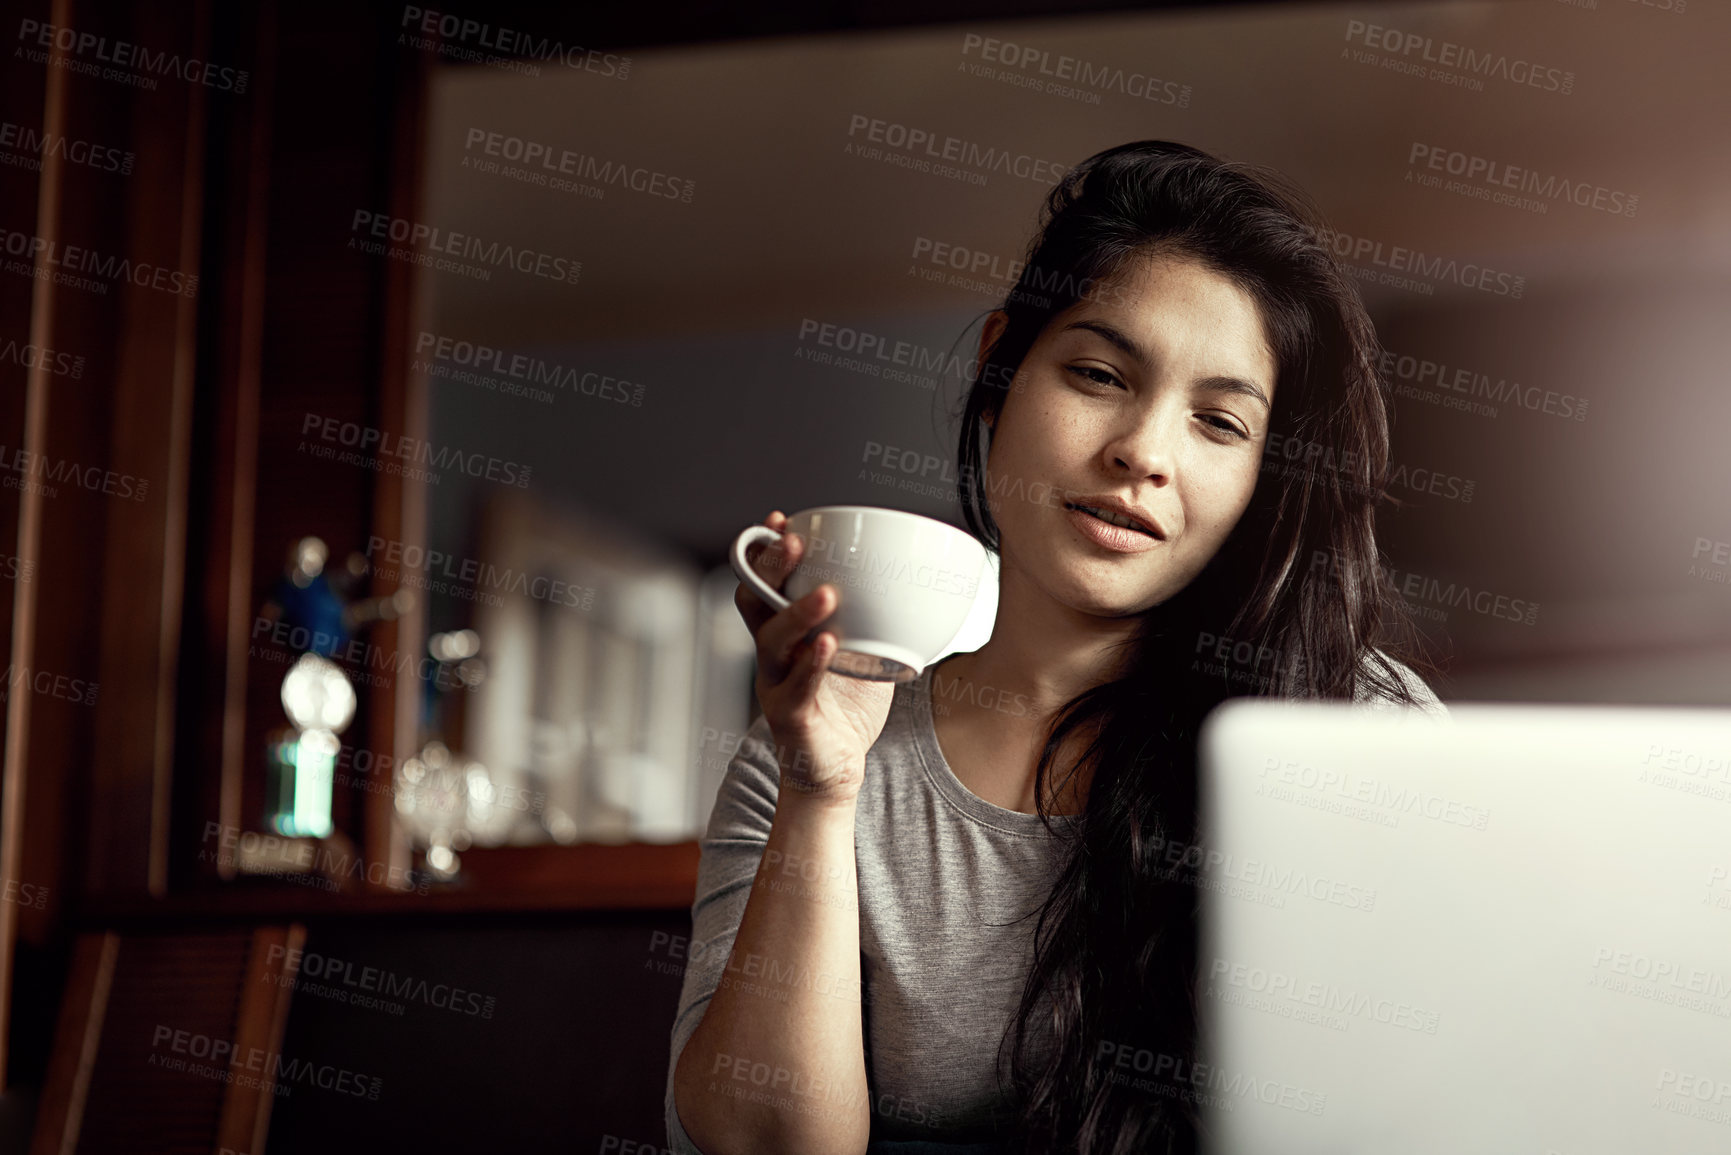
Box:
[673,510,893,1155]
[673,786,870,1155]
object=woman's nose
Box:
[1108,406,1181,482]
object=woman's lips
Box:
[1064,503,1163,554]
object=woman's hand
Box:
[734,510,895,807]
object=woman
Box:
[666,140,1443,1155]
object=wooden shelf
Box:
[80,841,700,923]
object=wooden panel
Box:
[176,0,274,886]
[31,927,306,1154]
[28,932,118,1155]
[70,930,253,1155]
[451,842,703,908]
[364,7,431,895]
[214,923,304,1155]
[85,0,209,900]
[84,840,702,920]
[2,0,75,1090]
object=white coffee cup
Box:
[729,505,987,682]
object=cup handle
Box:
[729,524,793,613]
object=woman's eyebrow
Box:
[1059,318,1271,411]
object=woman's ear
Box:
[978,310,1008,367]
[979,310,1009,435]
[978,310,1010,435]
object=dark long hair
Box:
[952,141,1437,1153]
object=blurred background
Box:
[1,0,1728,1150]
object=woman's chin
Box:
[1054,575,1164,618]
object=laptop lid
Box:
[1191,700,1731,1154]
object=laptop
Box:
[1191,700,1731,1154]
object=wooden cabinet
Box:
[0,0,732,1088]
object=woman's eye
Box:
[1199,414,1249,440]
[1067,365,1120,388]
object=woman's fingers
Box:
[733,511,798,629]
[759,526,802,588]
[757,584,835,686]
[744,516,801,595]
[773,628,834,738]
[736,509,840,693]
[801,630,834,699]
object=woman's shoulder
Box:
[1352,649,1447,716]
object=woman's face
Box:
[980,251,1279,617]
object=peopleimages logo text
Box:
[0,443,148,501]
[0,226,197,297]
[264,943,496,1018]
[366,535,594,610]
[1302,224,1524,299]
[349,211,580,285]
[0,338,83,379]
[149,1024,380,1098]
[299,414,531,487]
[959,33,1191,106]
[0,121,133,174]
[16,19,250,92]
[398,7,630,77]
[413,331,642,406]
[1408,143,1637,218]
[462,129,692,202]
[846,114,1066,186]
[1343,19,1573,94]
